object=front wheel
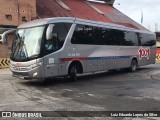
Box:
[69,65,77,82]
[130,59,138,72]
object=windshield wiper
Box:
[22,43,29,59]
[12,34,28,60]
[12,34,21,58]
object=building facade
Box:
[37,0,148,31]
[0,0,151,64]
[0,0,37,27]
[0,0,37,61]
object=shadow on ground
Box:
[18,67,151,88]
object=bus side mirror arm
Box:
[46,24,54,40]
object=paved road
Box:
[0,63,160,120]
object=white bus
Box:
[10,17,156,81]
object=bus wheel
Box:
[69,65,77,82]
[130,59,138,72]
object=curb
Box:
[151,74,160,80]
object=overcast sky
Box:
[113,0,160,32]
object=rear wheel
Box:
[130,59,138,72]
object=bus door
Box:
[43,53,59,78]
[43,26,59,78]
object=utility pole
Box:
[155,23,158,32]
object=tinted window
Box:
[124,32,139,46]
[45,23,71,53]
[140,33,156,46]
[71,24,140,46]
[106,29,125,45]
[71,24,126,45]
[93,27,106,45]
[145,34,156,46]
[71,25,93,44]
[139,33,146,46]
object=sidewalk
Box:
[151,72,160,80]
[0,68,11,75]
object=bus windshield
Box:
[11,26,45,61]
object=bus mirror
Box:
[46,24,54,40]
[0,35,2,43]
[1,29,16,43]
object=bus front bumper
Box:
[10,66,44,80]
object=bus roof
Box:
[18,17,154,35]
[18,17,76,28]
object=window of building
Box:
[6,15,12,20]
[22,16,27,22]
[8,9,11,12]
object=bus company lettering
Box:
[138,47,150,59]
[16,62,21,67]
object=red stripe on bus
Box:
[60,58,87,62]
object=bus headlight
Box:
[33,72,38,77]
[28,62,42,70]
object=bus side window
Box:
[45,33,58,52]
[45,23,72,54]
[124,32,139,46]
[136,33,142,46]
[140,33,156,46]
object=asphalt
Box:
[0,68,11,74]
[1,63,160,120]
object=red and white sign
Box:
[138,47,150,59]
